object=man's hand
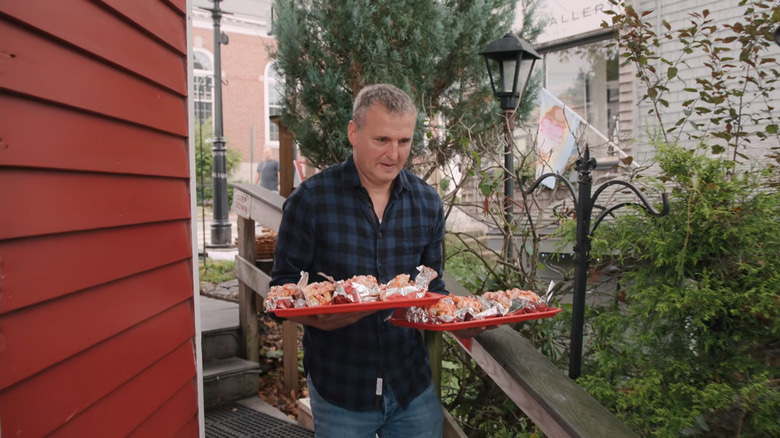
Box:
[285,310,376,331]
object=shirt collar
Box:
[341,154,410,196]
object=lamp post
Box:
[207,0,232,247]
[480,33,540,268]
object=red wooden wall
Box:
[0,0,199,436]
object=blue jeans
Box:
[307,376,444,438]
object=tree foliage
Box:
[271,0,519,172]
[584,144,780,436]
[194,119,242,204]
[603,0,780,162]
[575,1,780,436]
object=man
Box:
[254,147,279,191]
[271,84,480,437]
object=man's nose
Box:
[386,142,400,159]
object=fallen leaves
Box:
[256,313,308,420]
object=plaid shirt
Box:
[271,155,447,412]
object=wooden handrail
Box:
[444,272,637,437]
[230,182,636,437]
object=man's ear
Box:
[347,120,357,147]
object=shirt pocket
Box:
[393,225,431,255]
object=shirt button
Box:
[379,232,383,239]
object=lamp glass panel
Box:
[516,57,535,98]
[500,59,517,93]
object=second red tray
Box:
[389,307,563,331]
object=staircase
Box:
[201,295,316,437]
[201,296,262,407]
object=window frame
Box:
[264,62,282,148]
[193,48,214,127]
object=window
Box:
[193,49,214,125]
[265,62,283,145]
[543,40,620,145]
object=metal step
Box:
[206,401,314,438]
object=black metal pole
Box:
[197,81,207,262]
[569,146,596,379]
[503,109,515,270]
[521,146,667,380]
[209,0,232,247]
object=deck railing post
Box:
[237,215,260,363]
[425,330,443,398]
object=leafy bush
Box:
[571,2,780,435]
[582,143,780,436]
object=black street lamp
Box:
[481,33,540,267]
[481,33,541,111]
[206,0,232,247]
[522,146,670,379]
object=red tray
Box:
[270,292,445,317]
[389,307,563,331]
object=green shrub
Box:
[583,143,780,436]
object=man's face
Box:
[348,104,416,190]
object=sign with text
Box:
[515,0,615,44]
[232,190,251,218]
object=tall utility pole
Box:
[208,0,231,246]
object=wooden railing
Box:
[230,182,637,438]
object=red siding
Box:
[128,381,199,438]
[175,416,202,438]
[0,170,191,239]
[49,343,197,437]
[0,222,192,313]
[0,1,198,436]
[1,95,189,177]
[0,0,187,94]
[1,261,194,389]
[0,19,187,136]
[0,302,195,436]
[98,0,188,55]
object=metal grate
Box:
[206,402,315,438]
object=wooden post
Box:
[270,115,295,198]
[260,118,297,390]
[237,216,259,363]
[282,321,299,392]
[425,330,443,398]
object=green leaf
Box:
[710,144,725,154]
[668,66,678,79]
[767,124,778,134]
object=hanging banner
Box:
[535,88,581,188]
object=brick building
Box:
[192,0,279,183]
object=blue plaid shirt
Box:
[270,155,447,411]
